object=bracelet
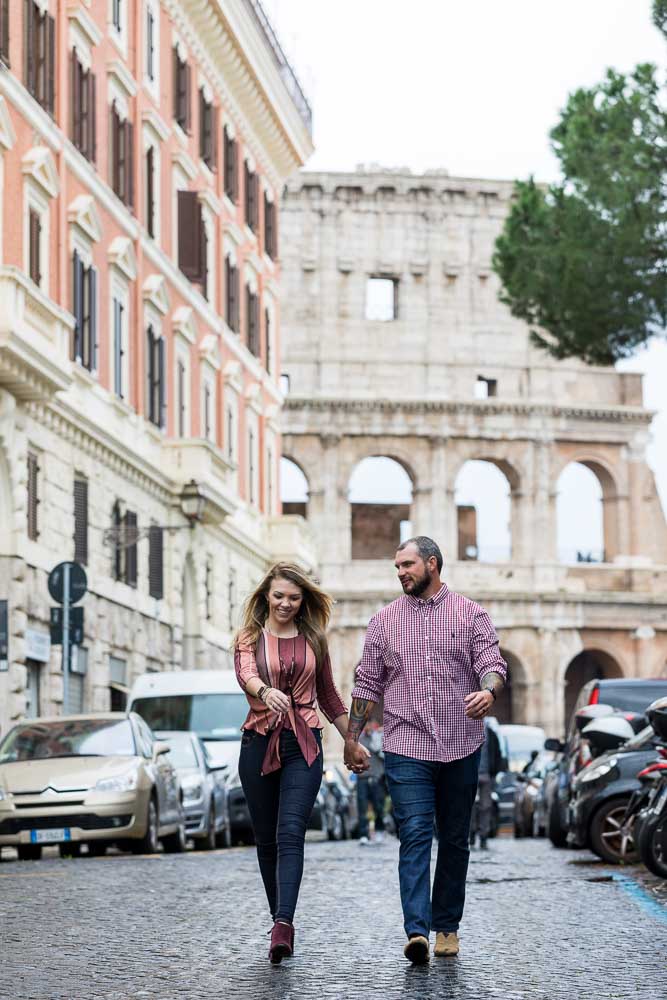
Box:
[256,685,269,704]
[483,685,497,702]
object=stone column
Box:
[427,435,448,549]
[534,440,557,563]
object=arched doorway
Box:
[563,649,623,723]
[557,463,605,563]
[493,649,528,724]
[348,456,413,559]
[454,461,512,562]
[280,457,309,518]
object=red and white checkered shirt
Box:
[351,583,507,763]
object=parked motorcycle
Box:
[635,698,667,878]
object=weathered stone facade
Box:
[280,168,667,736]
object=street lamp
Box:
[180,479,206,524]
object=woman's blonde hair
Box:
[235,563,333,668]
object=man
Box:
[470,717,505,850]
[356,721,386,845]
[344,536,506,964]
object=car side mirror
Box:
[153,740,170,757]
[544,738,564,753]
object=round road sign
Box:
[48,562,88,605]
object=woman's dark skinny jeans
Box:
[239,727,323,923]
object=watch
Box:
[483,685,497,701]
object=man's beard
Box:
[404,569,431,597]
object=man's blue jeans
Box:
[385,748,481,938]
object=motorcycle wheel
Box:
[547,801,568,848]
[637,811,667,879]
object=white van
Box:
[128,670,248,770]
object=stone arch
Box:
[280,456,310,518]
[454,459,517,562]
[555,455,620,563]
[182,553,200,669]
[494,649,531,725]
[348,455,414,560]
[562,647,624,724]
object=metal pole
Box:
[62,564,70,713]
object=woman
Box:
[234,562,362,964]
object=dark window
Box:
[475,376,498,399]
[110,102,134,208]
[225,255,239,333]
[124,510,138,588]
[27,451,39,541]
[146,146,155,238]
[205,558,213,620]
[148,525,164,599]
[177,359,186,436]
[72,250,97,372]
[28,208,41,286]
[113,298,124,398]
[70,49,96,162]
[112,0,122,33]
[248,429,255,504]
[265,308,271,374]
[199,89,217,170]
[264,193,277,259]
[0,0,10,66]
[173,47,191,132]
[177,190,206,292]
[226,406,234,461]
[246,285,260,357]
[73,477,88,565]
[146,325,165,428]
[223,126,237,202]
[203,383,211,439]
[24,0,55,115]
[244,161,258,232]
[146,8,155,80]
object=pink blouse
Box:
[234,630,347,774]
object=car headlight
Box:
[95,770,138,792]
[579,760,615,784]
[182,781,203,802]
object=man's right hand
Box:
[344,739,370,774]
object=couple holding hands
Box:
[234,535,506,965]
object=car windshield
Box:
[0,719,136,762]
[132,693,247,741]
[163,737,198,769]
[500,728,546,772]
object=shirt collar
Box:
[405,582,449,610]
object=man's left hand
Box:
[464,689,494,719]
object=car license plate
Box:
[29,828,71,845]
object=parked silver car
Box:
[156,731,232,850]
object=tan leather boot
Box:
[434,931,460,957]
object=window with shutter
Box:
[73,477,89,565]
[203,383,211,440]
[146,326,165,428]
[27,451,39,541]
[148,525,164,599]
[244,161,258,231]
[29,208,41,286]
[248,429,255,504]
[265,308,271,374]
[124,510,138,587]
[0,0,10,65]
[225,259,239,333]
[264,196,277,259]
[199,92,217,170]
[173,48,190,131]
[177,359,185,436]
[110,103,134,208]
[223,127,237,202]
[246,286,260,357]
[24,2,55,114]
[205,558,213,620]
[72,250,83,361]
[112,0,122,33]
[146,9,155,80]
[111,501,123,581]
[146,146,155,237]
[177,190,205,284]
[113,298,124,397]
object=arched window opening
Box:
[493,650,528,726]
[563,649,623,725]
[349,457,413,560]
[280,457,309,518]
[557,463,604,564]
[454,461,511,562]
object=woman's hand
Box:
[263,688,291,714]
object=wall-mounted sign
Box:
[25,629,51,664]
[0,600,8,671]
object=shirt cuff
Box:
[351,685,382,703]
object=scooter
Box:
[635,758,667,878]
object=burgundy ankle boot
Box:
[268,921,293,964]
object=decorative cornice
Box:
[108,236,138,281]
[283,396,654,426]
[107,59,138,100]
[68,194,103,243]
[143,274,170,316]
[142,108,171,144]
[172,305,197,345]
[22,146,59,199]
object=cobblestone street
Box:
[1,834,665,1000]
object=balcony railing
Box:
[242,0,313,133]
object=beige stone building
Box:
[279,168,667,736]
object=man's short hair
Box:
[396,536,443,572]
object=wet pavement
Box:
[0,833,665,999]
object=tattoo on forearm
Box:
[347,698,374,741]
[484,672,505,694]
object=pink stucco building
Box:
[0,0,314,728]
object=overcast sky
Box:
[268,0,667,534]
